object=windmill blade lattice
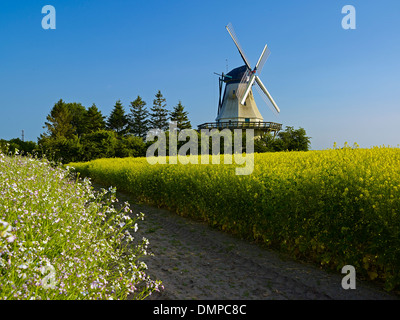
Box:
[255,76,280,113]
[225,22,280,114]
[226,23,252,70]
[255,44,271,75]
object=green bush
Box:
[80,129,119,161]
[0,138,38,156]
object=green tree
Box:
[128,96,149,138]
[86,103,106,133]
[253,132,275,153]
[250,127,311,153]
[40,99,89,162]
[0,138,38,155]
[276,126,311,151]
[42,100,90,139]
[68,102,88,138]
[115,135,147,158]
[43,99,74,139]
[149,90,169,131]
[38,135,82,163]
[80,129,118,161]
[170,101,191,131]
[106,100,129,135]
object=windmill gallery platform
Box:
[197,121,282,137]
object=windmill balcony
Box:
[197,121,282,132]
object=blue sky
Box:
[0,0,399,150]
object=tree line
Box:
[35,90,192,163]
[0,89,311,163]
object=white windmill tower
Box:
[199,23,282,136]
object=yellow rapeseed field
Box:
[69,145,400,290]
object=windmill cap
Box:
[225,65,249,84]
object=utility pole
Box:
[22,130,24,142]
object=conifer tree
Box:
[170,101,192,131]
[128,96,149,138]
[106,100,128,135]
[86,103,106,133]
[149,90,169,131]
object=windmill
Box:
[198,23,282,136]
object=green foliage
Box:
[115,135,147,158]
[253,127,311,153]
[149,90,169,131]
[0,138,38,156]
[68,102,88,138]
[70,146,400,291]
[86,103,106,133]
[128,96,149,138]
[39,129,148,163]
[170,101,192,130]
[43,99,75,139]
[253,133,276,153]
[277,126,311,151]
[38,99,151,163]
[80,129,118,161]
[43,100,89,139]
[38,135,82,163]
[106,100,129,135]
[147,127,310,157]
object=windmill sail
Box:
[226,23,252,70]
[255,76,280,113]
[237,44,271,105]
[255,44,271,75]
[226,23,280,114]
[239,74,256,105]
[236,68,252,105]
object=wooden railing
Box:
[198,121,282,131]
